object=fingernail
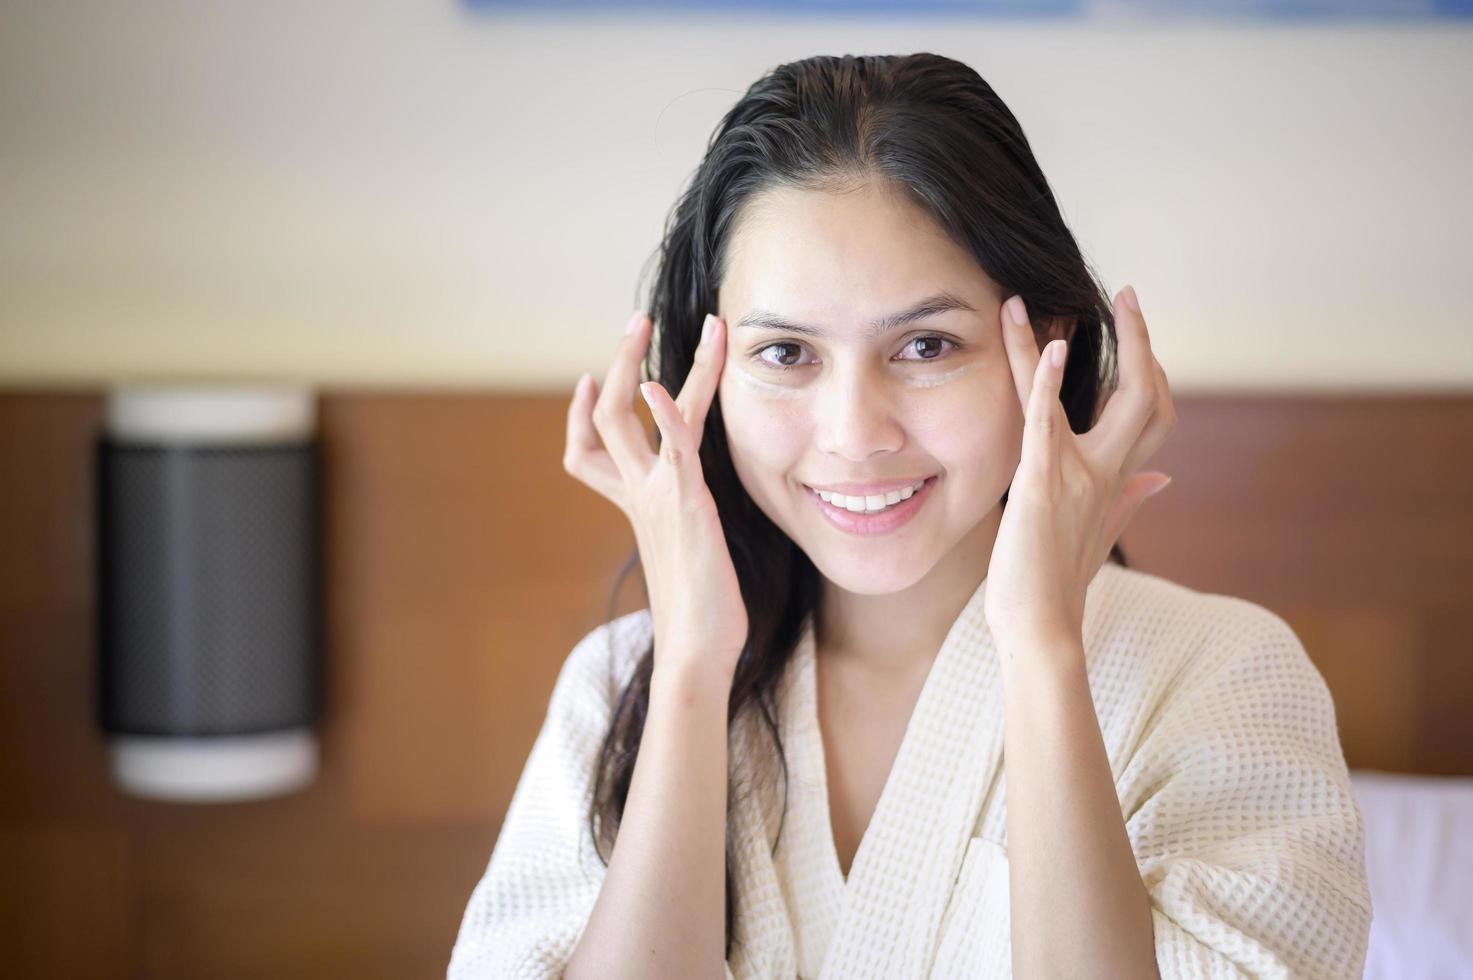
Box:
[1006,296,1027,327]
[639,381,655,405]
[1145,475,1172,497]
[700,313,716,346]
[1050,338,1067,368]
[1123,285,1141,314]
[625,311,643,336]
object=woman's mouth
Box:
[800,476,938,536]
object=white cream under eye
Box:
[731,368,809,399]
[902,360,978,388]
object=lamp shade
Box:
[96,386,323,802]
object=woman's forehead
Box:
[720,184,1001,318]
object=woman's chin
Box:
[805,546,935,597]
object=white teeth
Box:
[811,480,927,513]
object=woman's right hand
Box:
[563,310,749,682]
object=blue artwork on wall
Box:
[464,0,1473,18]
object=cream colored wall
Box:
[1,1,1469,393]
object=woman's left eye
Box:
[895,336,958,361]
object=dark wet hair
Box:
[588,52,1126,960]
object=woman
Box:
[449,53,1371,979]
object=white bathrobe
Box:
[448,563,1372,979]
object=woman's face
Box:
[716,180,1031,596]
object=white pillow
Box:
[1348,769,1473,979]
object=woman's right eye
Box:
[753,342,813,371]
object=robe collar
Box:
[728,571,1009,978]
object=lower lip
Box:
[804,476,938,537]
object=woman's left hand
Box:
[984,284,1177,663]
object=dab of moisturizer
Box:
[903,361,977,388]
[731,370,809,400]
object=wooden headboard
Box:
[1,390,1469,979]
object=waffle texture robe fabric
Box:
[447,562,1372,978]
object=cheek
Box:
[718,382,809,485]
[906,372,1024,478]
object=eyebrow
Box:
[733,291,976,340]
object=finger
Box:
[1088,285,1158,472]
[1097,325,1177,479]
[1088,354,1177,496]
[1115,353,1178,477]
[591,310,657,480]
[1152,355,1175,428]
[640,380,702,479]
[564,372,627,505]
[1146,354,1177,438]
[1019,336,1070,477]
[673,313,726,444]
[1001,295,1039,410]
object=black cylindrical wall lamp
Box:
[96,387,323,802]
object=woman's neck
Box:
[815,503,1001,677]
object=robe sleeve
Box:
[1123,603,1373,980]
[447,618,626,979]
[446,613,741,980]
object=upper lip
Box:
[802,476,934,496]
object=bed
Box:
[1350,769,1473,978]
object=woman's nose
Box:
[811,367,904,462]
